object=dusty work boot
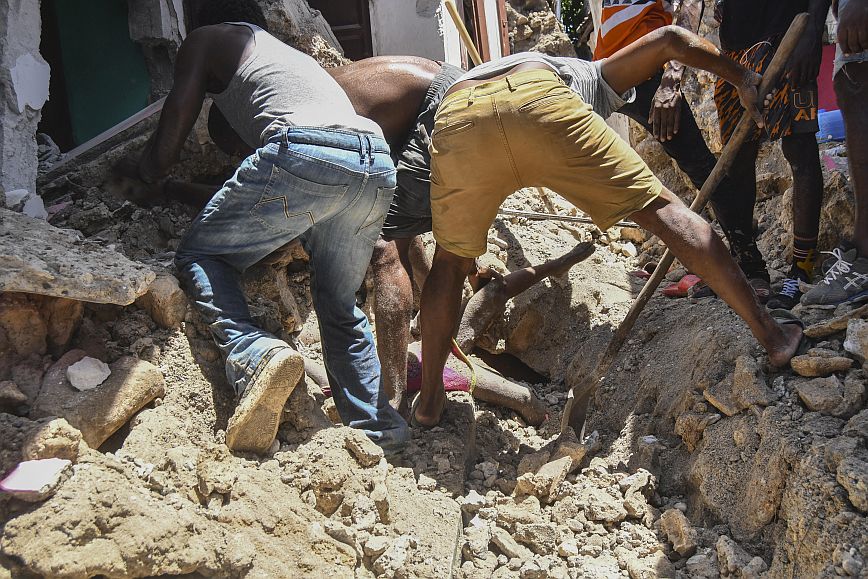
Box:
[226,347,305,453]
[801,253,868,307]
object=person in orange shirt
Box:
[594,2,771,297]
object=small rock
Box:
[732,355,776,407]
[805,303,868,338]
[836,455,868,513]
[459,489,487,516]
[557,541,579,558]
[344,429,384,467]
[21,418,82,462]
[373,534,416,576]
[704,377,742,416]
[66,356,111,391]
[686,553,718,578]
[549,428,601,473]
[513,522,558,555]
[627,552,675,579]
[621,241,638,258]
[491,525,533,560]
[371,481,391,523]
[517,449,551,477]
[364,535,390,558]
[0,380,28,409]
[0,458,72,501]
[790,354,853,377]
[620,227,647,244]
[844,319,868,364]
[659,508,698,557]
[462,523,492,562]
[716,535,753,576]
[135,272,188,329]
[796,372,866,418]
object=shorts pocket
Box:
[357,186,396,243]
[517,86,573,112]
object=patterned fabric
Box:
[594,0,673,60]
[714,38,819,144]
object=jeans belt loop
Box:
[365,134,374,167]
[467,86,475,106]
[358,133,366,166]
[282,127,289,150]
[506,75,515,91]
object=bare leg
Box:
[631,188,803,367]
[371,238,415,413]
[408,236,432,290]
[836,62,868,257]
[456,242,595,352]
[417,246,475,426]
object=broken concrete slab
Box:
[659,508,698,557]
[32,350,165,447]
[0,208,155,304]
[804,303,868,338]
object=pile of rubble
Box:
[1,1,866,578]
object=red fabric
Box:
[818,44,839,112]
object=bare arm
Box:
[837,0,868,55]
[137,29,211,183]
[601,25,764,127]
[788,0,833,86]
[646,0,704,141]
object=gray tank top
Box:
[210,23,383,149]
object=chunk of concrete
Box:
[21,418,83,462]
[790,354,853,377]
[66,356,111,391]
[844,319,868,364]
[32,351,165,447]
[0,458,72,502]
[796,373,866,418]
[135,272,187,329]
[659,508,698,557]
[0,207,155,304]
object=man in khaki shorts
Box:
[413,26,807,426]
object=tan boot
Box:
[226,347,305,453]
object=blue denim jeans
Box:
[175,127,409,449]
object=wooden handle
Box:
[561,13,811,435]
[445,0,484,66]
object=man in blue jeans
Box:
[130,1,408,454]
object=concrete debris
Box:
[659,508,698,557]
[844,318,868,364]
[0,380,28,410]
[791,352,854,377]
[344,428,384,468]
[804,303,868,338]
[796,372,866,418]
[513,522,558,555]
[0,458,72,502]
[136,272,187,329]
[0,207,155,304]
[66,356,111,391]
[836,455,868,513]
[21,418,82,462]
[716,535,756,577]
[33,351,166,447]
[372,534,417,577]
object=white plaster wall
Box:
[0,0,48,202]
[369,0,446,60]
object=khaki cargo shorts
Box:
[430,69,663,258]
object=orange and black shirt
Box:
[594,0,673,60]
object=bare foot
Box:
[767,322,804,368]
[412,389,446,427]
[548,241,595,278]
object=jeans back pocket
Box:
[252,163,349,233]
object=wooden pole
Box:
[445,0,484,66]
[560,13,811,435]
